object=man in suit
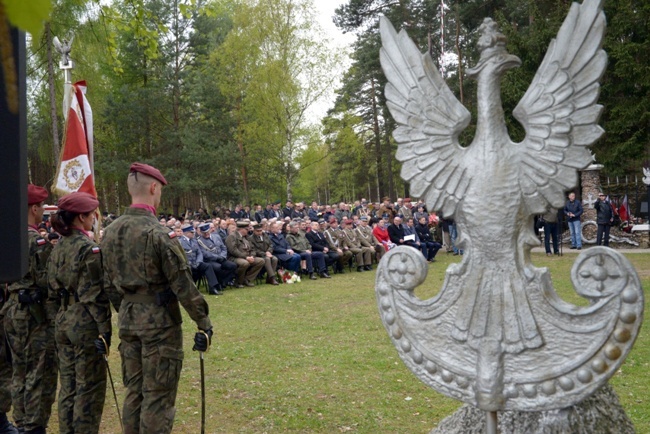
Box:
[269,222,301,273]
[282,201,294,219]
[388,216,409,247]
[306,221,339,273]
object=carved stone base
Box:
[430,385,635,434]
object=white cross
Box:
[584,192,597,209]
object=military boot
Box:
[0,413,19,434]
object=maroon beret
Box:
[57,192,99,214]
[328,216,338,223]
[28,184,48,205]
[129,162,167,185]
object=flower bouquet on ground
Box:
[277,268,301,284]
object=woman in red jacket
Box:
[372,218,395,252]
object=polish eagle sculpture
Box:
[376,0,644,412]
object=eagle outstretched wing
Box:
[511,0,606,215]
[379,17,471,218]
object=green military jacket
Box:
[226,231,255,260]
[343,228,363,249]
[101,207,211,331]
[247,232,273,257]
[1,227,55,322]
[47,229,111,334]
[286,232,311,252]
[324,227,348,250]
[356,225,378,247]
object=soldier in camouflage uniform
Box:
[101,163,213,434]
[0,185,57,434]
[47,192,112,434]
[1,286,18,434]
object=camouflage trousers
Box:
[0,314,12,414]
[55,308,107,434]
[3,301,58,431]
[119,325,183,434]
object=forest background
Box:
[14,0,650,215]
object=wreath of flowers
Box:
[277,268,301,284]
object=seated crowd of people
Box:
[38,197,452,296]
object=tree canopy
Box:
[16,0,650,212]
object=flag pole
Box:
[53,34,74,121]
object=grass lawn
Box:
[44,250,649,433]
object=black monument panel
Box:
[0,27,28,282]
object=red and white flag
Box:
[53,81,96,197]
[619,194,629,222]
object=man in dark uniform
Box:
[196,223,237,290]
[594,193,614,246]
[101,163,213,434]
[179,224,222,295]
[306,221,339,274]
[1,184,57,434]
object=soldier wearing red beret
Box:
[101,163,212,433]
[47,191,112,433]
[1,185,57,434]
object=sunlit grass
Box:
[38,250,650,433]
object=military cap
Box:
[236,220,251,228]
[404,197,411,202]
[328,216,338,223]
[182,224,194,232]
[318,218,325,224]
[198,223,210,232]
[343,219,353,225]
[360,216,368,221]
[252,223,262,229]
[129,162,168,185]
[57,192,99,214]
[28,184,48,205]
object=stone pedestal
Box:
[430,384,635,434]
[580,164,604,242]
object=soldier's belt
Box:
[123,289,177,306]
[122,293,158,304]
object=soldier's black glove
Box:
[193,328,213,352]
[95,332,111,355]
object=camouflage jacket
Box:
[285,232,311,252]
[101,207,211,331]
[47,229,112,334]
[1,228,56,321]
[225,231,254,260]
[247,232,273,257]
